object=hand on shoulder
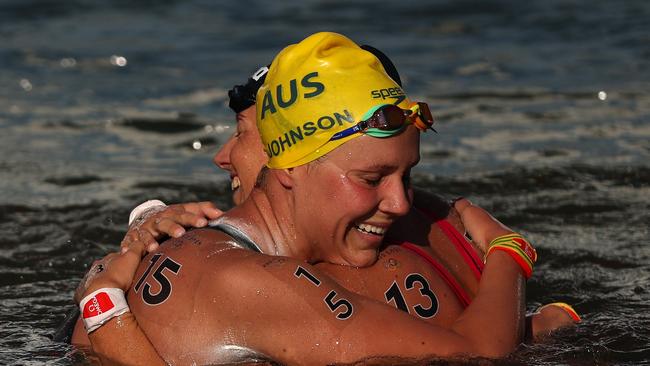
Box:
[121,200,224,253]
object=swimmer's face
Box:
[213,106,267,205]
[291,126,420,267]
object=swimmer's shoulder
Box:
[146,227,260,261]
[128,228,247,307]
[126,228,282,363]
[135,227,277,295]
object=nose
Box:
[213,134,235,169]
[378,177,411,217]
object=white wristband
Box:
[128,199,167,226]
[80,288,130,333]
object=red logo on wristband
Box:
[83,292,115,319]
[513,237,536,262]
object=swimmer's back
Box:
[126,227,489,365]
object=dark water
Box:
[1,0,649,364]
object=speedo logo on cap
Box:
[371,87,406,105]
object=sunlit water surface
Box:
[1,1,649,365]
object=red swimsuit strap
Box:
[435,219,484,280]
[400,242,472,308]
[416,207,484,280]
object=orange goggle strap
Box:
[408,102,435,132]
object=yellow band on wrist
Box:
[485,233,537,279]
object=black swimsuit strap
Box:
[208,221,262,253]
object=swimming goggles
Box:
[329,102,436,141]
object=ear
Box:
[275,168,295,189]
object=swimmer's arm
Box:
[70,311,164,365]
[221,251,525,363]
[87,313,166,366]
[416,198,577,341]
[410,189,485,256]
[74,246,167,365]
[70,317,90,345]
[403,194,575,341]
[391,189,484,256]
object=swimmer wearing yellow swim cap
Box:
[257,32,434,169]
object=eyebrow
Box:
[353,164,400,175]
[362,164,396,171]
[363,158,420,172]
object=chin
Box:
[342,249,380,268]
[340,229,385,267]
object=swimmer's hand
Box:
[453,198,514,252]
[121,201,223,253]
[528,302,581,341]
[74,243,145,304]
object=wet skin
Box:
[118,126,527,364]
[72,107,576,362]
[213,106,480,295]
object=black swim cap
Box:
[228,65,269,113]
[360,44,403,87]
[227,44,402,113]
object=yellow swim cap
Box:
[257,32,412,169]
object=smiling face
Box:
[290,126,420,267]
[217,33,424,266]
[213,106,267,205]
